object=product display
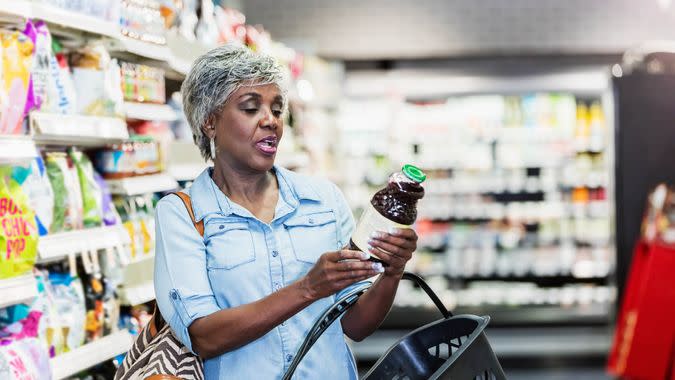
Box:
[0,168,39,279]
[120,62,166,104]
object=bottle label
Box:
[351,204,411,258]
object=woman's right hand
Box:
[299,250,383,301]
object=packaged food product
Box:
[69,149,102,228]
[94,172,120,226]
[350,164,426,262]
[0,169,39,279]
[96,142,135,179]
[71,44,121,116]
[45,152,83,231]
[0,30,33,134]
[0,338,51,380]
[47,39,77,114]
[18,157,54,236]
[48,272,86,353]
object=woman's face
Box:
[207,83,284,173]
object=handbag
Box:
[115,192,205,380]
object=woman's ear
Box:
[201,117,216,140]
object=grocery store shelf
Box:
[30,112,128,147]
[277,151,311,169]
[50,330,133,380]
[351,326,610,361]
[38,225,131,263]
[0,275,38,309]
[0,135,38,164]
[382,303,611,329]
[124,102,178,122]
[169,163,209,181]
[106,173,179,196]
[120,281,155,306]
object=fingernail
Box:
[388,227,400,235]
[360,251,369,260]
[372,263,384,272]
[370,231,383,239]
[366,244,374,252]
[367,239,376,247]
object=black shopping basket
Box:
[282,272,507,380]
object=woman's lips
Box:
[255,139,277,155]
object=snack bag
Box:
[48,272,86,352]
[71,44,121,117]
[45,153,67,233]
[45,38,77,114]
[0,338,51,380]
[69,149,102,227]
[0,31,34,134]
[94,172,120,226]
[16,157,54,236]
[65,156,84,230]
[23,20,52,113]
[0,169,38,279]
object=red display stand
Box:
[608,240,675,379]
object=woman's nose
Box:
[259,108,278,129]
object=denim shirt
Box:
[153,166,362,380]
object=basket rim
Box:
[363,314,491,379]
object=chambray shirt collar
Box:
[189,165,321,222]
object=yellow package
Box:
[0,168,38,279]
[0,31,33,134]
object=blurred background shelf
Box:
[124,102,178,122]
[0,275,38,309]
[30,112,129,147]
[106,173,179,195]
[0,135,38,164]
[38,225,130,263]
[50,330,133,380]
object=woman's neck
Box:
[211,159,276,204]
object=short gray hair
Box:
[181,44,288,161]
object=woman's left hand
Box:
[367,228,418,277]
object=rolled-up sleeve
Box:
[153,196,220,353]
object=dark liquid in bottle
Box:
[350,179,425,265]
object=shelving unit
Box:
[106,173,179,196]
[38,225,131,263]
[49,330,133,380]
[119,281,155,307]
[0,275,38,309]
[0,135,38,164]
[30,112,129,147]
[124,102,178,122]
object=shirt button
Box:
[286,354,293,363]
[171,291,178,300]
[308,218,315,224]
[273,282,281,291]
[272,250,279,257]
[219,225,224,230]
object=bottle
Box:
[350,164,427,262]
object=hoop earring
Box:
[210,137,216,159]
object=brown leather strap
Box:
[173,192,205,237]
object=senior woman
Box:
[154,44,418,379]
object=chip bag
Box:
[0,31,34,134]
[69,149,102,228]
[0,168,38,279]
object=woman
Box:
[154,44,418,379]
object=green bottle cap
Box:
[402,164,426,183]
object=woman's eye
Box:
[243,108,258,114]
[272,110,283,117]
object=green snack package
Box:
[69,149,102,227]
[45,153,66,233]
[0,167,39,279]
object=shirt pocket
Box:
[284,210,338,264]
[204,220,256,270]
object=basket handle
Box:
[282,281,372,380]
[401,272,451,319]
[282,272,451,379]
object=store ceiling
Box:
[241,0,675,60]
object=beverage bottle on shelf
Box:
[350,164,426,262]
